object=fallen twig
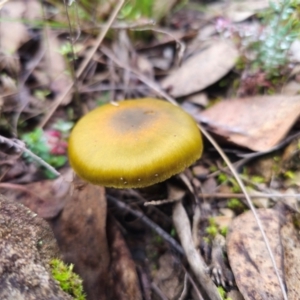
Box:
[107,195,184,255]
[198,192,300,199]
[0,135,61,178]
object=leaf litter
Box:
[161,40,239,97]
[199,95,300,151]
[227,209,284,300]
[1,0,300,300]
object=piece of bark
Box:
[49,176,110,300]
[106,215,142,300]
[0,194,72,300]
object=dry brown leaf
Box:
[199,95,300,151]
[0,0,29,54]
[0,0,42,72]
[106,216,143,300]
[206,0,274,22]
[227,290,245,300]
[153,253,184,300]
[50,176,109,300]
[161,40,238,97]
[50,176,141,300]
[0,172,72,219]
[226,209,284,300]
[41,28,73,105]
[281,218,300,300]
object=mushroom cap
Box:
[68,98,203,188]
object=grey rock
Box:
[0,194,73,300]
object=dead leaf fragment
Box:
[161,40,238,97]
[199,95,300,151]
[0,0,29,54]
[0,0,42,72]
[153,253,184,300]
[206,0,277,22]
[227,209,284,300]
[107,216,142,300]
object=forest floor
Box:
[1,1,300,300]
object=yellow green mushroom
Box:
[68,98,203,188]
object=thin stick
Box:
[107,195,184,255]
[198,193,300,199]
[0,135,61,178]
[39,0,125,128]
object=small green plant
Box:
[217,286,232,300]
[252,0,300,76]
[217,173,241,193]
[206,218,229,239]
[227,198,245,211]
[21,121,72,178]
[284,170,295,179]
[217,172,228,184]
[119,0,153,20]
[206,218,218,238]
[220,226,228,237]
[50,259,86,300]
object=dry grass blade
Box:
[39,0,125,128]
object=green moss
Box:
[284,170,295,179]
[206,219,229,240]
[205,218,218,238]
[119,0,153,20]
[50,259,86,300]
[217,173,228,184]
[217,286,232,300]
[250,175,265,184]
[227,198,245,211]
[220,226,228,237]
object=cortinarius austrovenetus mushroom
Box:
[68,98,202,188]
